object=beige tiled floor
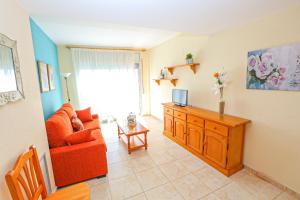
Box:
[85,116,299,200]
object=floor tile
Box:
[167,145,190,159]
[108,161,134,180]
[145,183,184,200]
[136,167,168,191]
[109,175,143,200]
[214,182,256,200]
[194,166,231,191]
[86,176,109,187]
[178,155,206,172]
[90,182,111,200]
[172,173,211,200]
[159,160,190,181]
[125,193,147,200]
[148,150,175,165]
[274,192,300,200]
[200,193,222,200]
[107,150,130,164]
[235,174,282,199]
[129,156,156,173]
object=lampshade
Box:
[61,72,71,78]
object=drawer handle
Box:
[193,120,197,122]
[178,114,181,117]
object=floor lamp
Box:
[61,73,71,103]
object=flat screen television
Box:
[172,89,188,106]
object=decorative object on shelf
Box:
[186,53,193,64]
[247,43,300,91]
[0,33,24,106]
[213,69,227,116]
[38,61,50,93]
[61,72,71,103]
[127,112,136,126]
[47,65,55,90]
[159,68,167,79]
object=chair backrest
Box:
[5,146,48,200]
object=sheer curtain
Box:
[71,48,141,120]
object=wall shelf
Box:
[167,63,200,75]
[153,78,178,86]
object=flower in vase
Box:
[212,69,227,101]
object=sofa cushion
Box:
[76,107,93,122]
[83,119,100,130]
[46,111,74,148]
[65,129,96,145]
[71,116,84,131]
[61,103,76,119]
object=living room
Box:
[1,0,300,200]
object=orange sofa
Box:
[45,103,108,187]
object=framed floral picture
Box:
[38,61,49,93]
[247,43,300,91]
[47,65,55,90]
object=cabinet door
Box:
[174,118,186,145]
[187,124,204,154]
[204,130,228,168]
[164,114,174,137]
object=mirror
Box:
[0,33,24,105]
[0,45,17,92]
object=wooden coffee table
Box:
[116,120,149,154]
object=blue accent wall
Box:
[30,18,64,120]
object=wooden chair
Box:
[5,146,90,200]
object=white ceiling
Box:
[20,0,300,48]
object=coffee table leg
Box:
[127,135,131,154]
[144,132,148,150]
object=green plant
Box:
[186,53,193,60]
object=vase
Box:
[186,58,193,64]
[219,101,225,117]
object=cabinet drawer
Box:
[164,107,173,116]
[187,115,204,127]
[205,121,228,136]
[174,110,186,120]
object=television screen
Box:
[172,89,188,106]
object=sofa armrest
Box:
[50,138,108,187]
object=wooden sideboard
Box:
[163,103,251,176]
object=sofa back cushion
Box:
[46,111,74,148]
[76,107,93,122]
[61,103,76,119]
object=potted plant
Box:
[212,69,227,116]
[186,53,193,64]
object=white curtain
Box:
[71,48,141,119]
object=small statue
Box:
[127,112,136,126]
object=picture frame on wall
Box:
[247,43,300,91]
[47,64,55,90]
[38,61,49,93]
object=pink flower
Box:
[278,67,286,75]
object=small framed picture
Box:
[38,61,49,93]
[47,65,55,90]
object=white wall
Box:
[0,0,56,199]
[148,6,300,193]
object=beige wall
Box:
[148,6,300,193]
[57,46,80,109]
[0,0,56,199]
